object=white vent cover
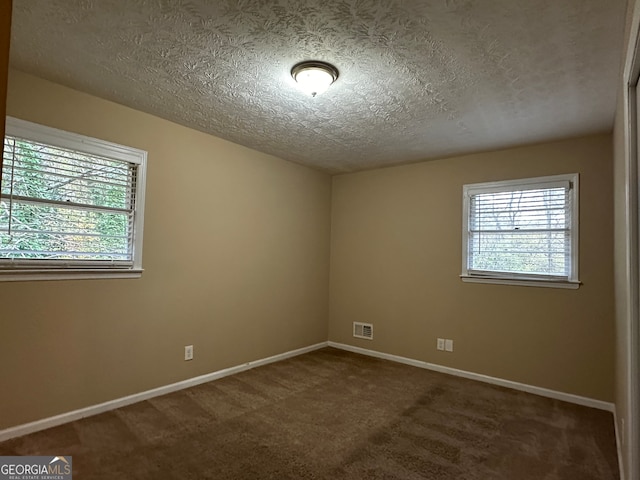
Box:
[353,322,373,340]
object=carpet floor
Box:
[0,348,619,479]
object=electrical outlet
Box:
[437,338,445,350]
[184,345,193,361]
[445,339,454,352]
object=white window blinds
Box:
[0,118,146,272]
[463,175,578,283]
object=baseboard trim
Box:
[2,341,615,443]
[0,342,328,443]
[328,342,614,412]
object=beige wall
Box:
[0,69,618,438]
[0,70,332,429]
[329,135,615,401]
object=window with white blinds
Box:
[461,174,579,288]
[0,117,147,280]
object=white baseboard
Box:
[328,341,615,412]
[0,342,328,443]
[1,341,616,443]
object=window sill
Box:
[460,275,580,289]
[0,269,143,282]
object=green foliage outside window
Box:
[1,138,134,261]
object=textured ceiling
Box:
[10,0,626,173]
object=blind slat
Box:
[2,163,131,188]
[4,137,133,172]
[1,194,132,214]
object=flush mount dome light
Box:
[291,61,339,97]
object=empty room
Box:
[0,1,638,479]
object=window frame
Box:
[460,173,580,289]
[0,117,147,282]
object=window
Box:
[0,117,147,281]
[461,174,579,289]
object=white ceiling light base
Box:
[291,61,339,97]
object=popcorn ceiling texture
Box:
[9,0,625,173]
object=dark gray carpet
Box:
[0,348,619,479]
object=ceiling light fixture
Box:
[291,61,339,97]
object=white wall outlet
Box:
[437,338,445,351]
[184,345,193,361]
[445,339,454,352]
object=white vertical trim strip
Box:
[622,1,640,477]
[614,407,627,480]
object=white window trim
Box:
[460,173,580,289]
[0,117,147,281]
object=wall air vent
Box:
[353,322,373,340]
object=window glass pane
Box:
[1,135,136,264]
[3,138,132,209]
[469,231,569,276]
[465,180,574,279]
[0,199,131,261]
